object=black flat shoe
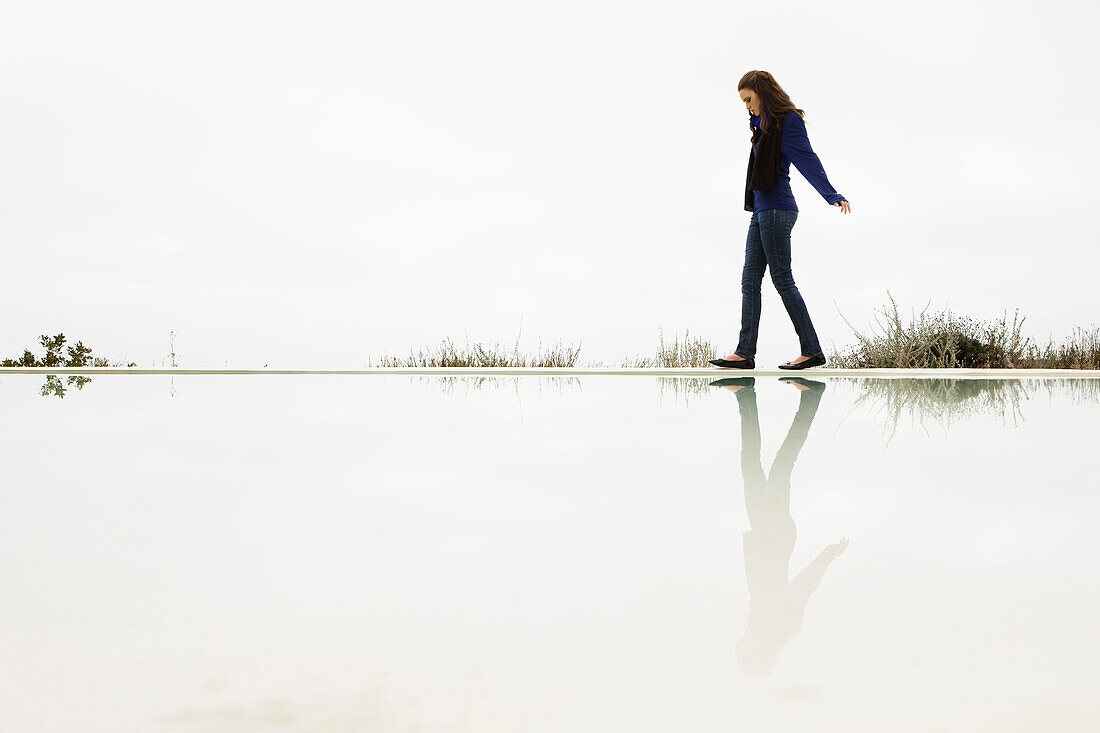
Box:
[709,356,755,369]
[777,353,826,370]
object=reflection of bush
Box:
[1,332,136,368]
[39,374,92,398]
[834,376,1100,445]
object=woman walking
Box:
[709,71,851,371]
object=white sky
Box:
[2,0,1097,367]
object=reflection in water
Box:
[9,371,1100,410]
[711,376,848,679]
[669,375,1100,435]
[39,374,92,397]
[415,374,583,394]
[845,377,1028,440]
[12,374,183,398]
[835,377,1100,443]
[412,375,583,421]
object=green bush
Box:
[1,333,135,368]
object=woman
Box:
[709,71,851,371]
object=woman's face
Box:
[739,88,761,116]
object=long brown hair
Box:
[738,70,806,135]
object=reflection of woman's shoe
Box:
[777,353,826,370]
[778,376,826,393]
[709,356,755,369]
[709,376,755,388]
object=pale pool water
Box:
[1,374,1098,732]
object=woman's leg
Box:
[759,209,823,357]
[736,211,767,359]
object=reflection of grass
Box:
[400,374,1100,420]
[833,376,1100,446]
[411,374,582,395]
[846,377,1030,445]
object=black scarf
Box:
[744,114,785,212]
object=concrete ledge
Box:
[2,367,1098,378]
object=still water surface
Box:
[2,374,1098,732]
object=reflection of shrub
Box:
[40,374,92,398]
[1,333,136,367]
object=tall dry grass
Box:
[829,290,1099,369]
[369,290,1098,370]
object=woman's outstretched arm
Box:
[790,537,849,606]
[780,114,847,207]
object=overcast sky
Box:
[2,1,1097,367]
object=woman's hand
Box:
[833,200,852,214]
[824,537,849,559]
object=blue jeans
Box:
[735,209,823,359]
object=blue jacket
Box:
[749,110,846,212]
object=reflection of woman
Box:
[709,70,850,372]
[717,376,848,678]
